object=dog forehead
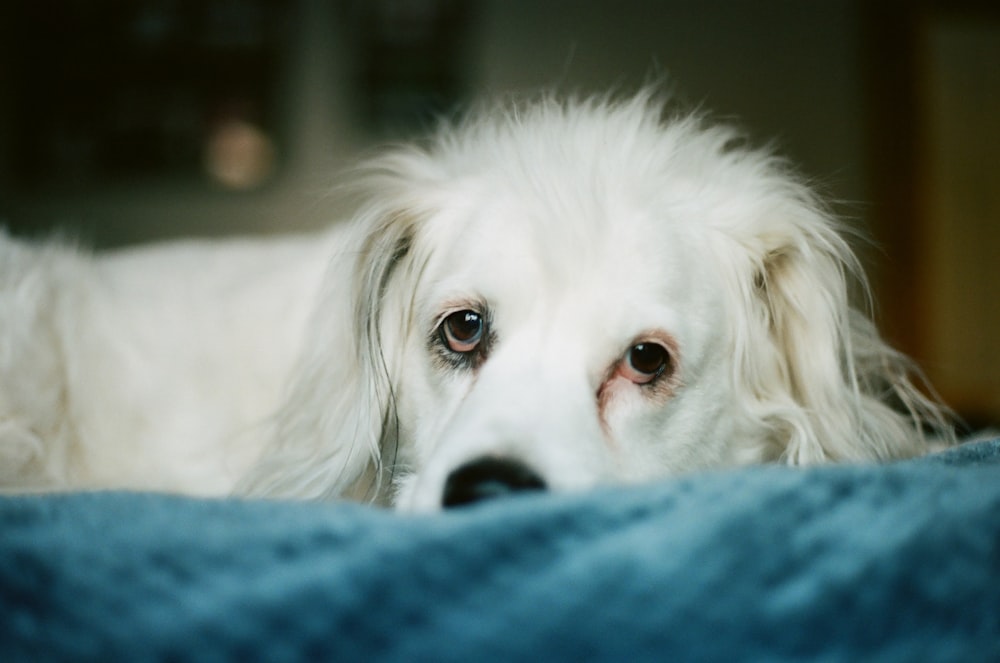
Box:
[428,174,711,284]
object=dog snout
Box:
[441,457,547,508]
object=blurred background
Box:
[0,0,996,427]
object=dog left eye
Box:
[440,310,485,354]
[622,342,671,384]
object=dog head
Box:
[242,91,952,510]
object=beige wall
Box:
[920,18,1000,420]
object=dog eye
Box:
[441,310,485,354]
[623,342,671,384]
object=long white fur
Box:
[0,90,953,508]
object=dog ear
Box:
[237,206,423,502]
[730,188,953,463]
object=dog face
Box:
[389,154,748,510]
[241,92,951,509]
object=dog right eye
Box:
[622,342,672,385]
[440,310,485,354]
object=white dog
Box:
[0,91,953,510]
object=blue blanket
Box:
[3,440,999,661]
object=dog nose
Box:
[442,457,547,508]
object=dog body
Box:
[0,92,952,508]
[0,231,337,494]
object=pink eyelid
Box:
[618,357,661,384]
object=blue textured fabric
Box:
[2,439,999,662]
